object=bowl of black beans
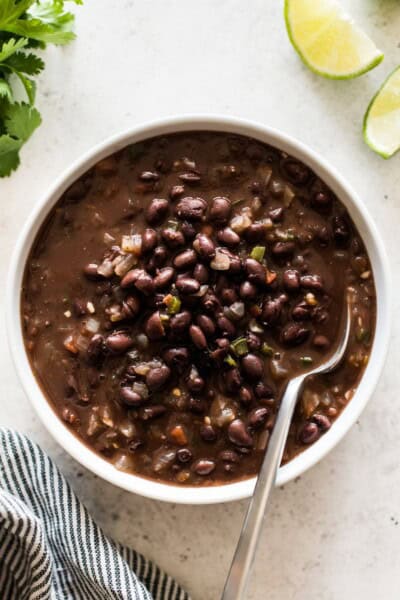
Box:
[7,115,391,503]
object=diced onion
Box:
[121,234,142,255]
[152,448,176,472]
[103,232,116,246]
[97,259,114,278]
[84,318,100,334]
[113,451,135,472]
[210,249,230,271]
[114,254,137,277]
[132,381,149,398]
[230,214,252,233]
[210,396,236,427]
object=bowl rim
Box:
[6,114,391,504]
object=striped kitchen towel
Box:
[0,428,190,600]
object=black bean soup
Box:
[22,132,376,486]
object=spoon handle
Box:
[221,375,304,600]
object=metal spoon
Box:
[221,299,352,600]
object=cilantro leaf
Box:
[0,2,35,27]
[0,37,27,61]
[6,51,44,75]
[0,80,13,102]
[0,133,22,176]
[3,1,82,45]
[0,0,81,176]
[4,102,41,140]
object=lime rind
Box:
[284,0,384,80]
[364,65,400,159]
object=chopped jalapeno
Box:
[230,337,249,356]
[250,246,266,262]
[163,294,181,314]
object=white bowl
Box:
[6,115,391,504]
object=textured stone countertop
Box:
[2,1,400,598]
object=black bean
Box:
[174,249,197,270]
[145,311,165,340]
[239,281,258,300]
[150,246,168,269]
[163,347,190,371]
[292,301,312,321]
[239,385,254,405]
[255,381,274,399]
[281,323,310,346]
[281,158,310,185]
[188,397,207,414]
[105,332,133,353]
[186,368,205,393]
[141,405,167,420]
[300,274,324,291]
[83,263,103,280]
[170,184,185,200]
[262,299,281,325]
[146,365,171,391]
[87,334,105,364]
[217,315,236,337]
[312,414,331,431]
[313,334,330,348]
[153,267,175,289]
[312,191,332,212]
[122,296,141,318]
[225,368,242,392]
[209,196,231,223]
[272,241,295,258]
[332,215,351,247]
[73,298,87,317]
[170,310,192,334]
[244,258,266,286]
[135,271,155,296]
[146,198,169,224]
[248,407,269,429]
[221,288,238,305]
[142,228,158,253]
[181,221,197,240]
[299,422,320,444]
[244,223,265,243]
[162,228,185,248]
[202,293,222,313]
[139,170,159,182]
[228,419,253,447]
[193,459,216,476]
[176,448,193,463]
[179,172,201,184]
[269,207,284,222]
[193,234,216,260]
[189,325,207,349]
[283,269,300,292]
[217,227,241,247]
[241,353,263,381]
[219,450,240,463]
[193,263,209,283]
[200,424,217,442]
[120,387,145,407]
[175,196,207,221]
[121,268,141,288]
[176,277,200,295]
[196,314,216,337]
[247,332,261,351]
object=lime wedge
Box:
[285,0,384,79]
[364,66,400,158]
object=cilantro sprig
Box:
[0,0,82,177]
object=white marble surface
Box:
[2,1,400,598]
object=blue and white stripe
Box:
[0,429,190,600]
